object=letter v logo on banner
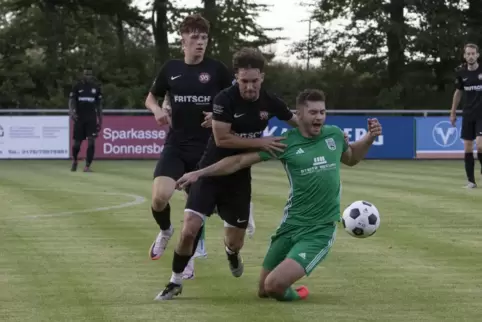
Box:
[432,121,458,147]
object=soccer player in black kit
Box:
[155,47,298,301]
[69,67,102,172]
[451,43,482,188]
[144,14,233,266]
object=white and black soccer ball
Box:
[342,200,380,238]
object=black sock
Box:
[86,140,95,167]
[478,153,482,172]
[225,245,239,268]
[152,204,171,230]
[172,251,192,274]
[72,141,81,162]
[465,152,475,183]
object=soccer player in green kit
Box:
[176,89,382,301]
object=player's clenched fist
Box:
[153,108,171,126]
[367,118,382,137]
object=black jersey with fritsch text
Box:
[455,64,482,118]
[150,58,232,150]
[198,84,293,184]
[70,81,102,119]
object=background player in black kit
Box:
[451,43,482,188]
[144,14,232,261]
[69,67,102,172]
[155,47,298,301]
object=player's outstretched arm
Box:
[341,118,382,166]
[212,120,286,156]
[176,153,262,189]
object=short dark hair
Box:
[464,43,479,53]
[296,89,326,107]
[232,47,266,72]
[180,13,210,34]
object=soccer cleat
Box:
[71,162,78,172]
[154,282,182,301]
[182,258,195,280]
[295,285,310,300]
[464,182,477,189]
[83,166,93,172]
[227,252,244,278]
[149,227,174,260]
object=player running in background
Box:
[69,66,102,172]
[154,47,298,301]
[144,14,236,272]
[177,89,382,301]
[451,43,482,188]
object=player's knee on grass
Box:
[151,177,176,210]
[258,269,270,298]
[264,259,305,297]
[224,226,245,252]
[177,211,204,255]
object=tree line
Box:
[0,0,479,111]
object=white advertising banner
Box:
[0,116,70,159]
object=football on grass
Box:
[342,200,380,238]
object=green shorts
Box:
[262,222,337,276]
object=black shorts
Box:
[461,117,482,141]
[73,118,97,141]
[185,177,251,229]
[153,145,201,181]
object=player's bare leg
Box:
[154,211,204,300]
[257,268,271,298]
[463,140,477,188]
[263,258,309,301]
[71,140,82,171]
[223,225,246,277]
[83,136,96,172]
[476,136,482,177]
[149,176,176,259]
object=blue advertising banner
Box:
[415,116,474,159]
[264,116,415,159]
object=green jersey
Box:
[258,125,348,226]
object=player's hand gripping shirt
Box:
[258,126,349,226]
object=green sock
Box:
[275,287,300,302]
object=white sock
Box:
[225,246,235,255]
[170,272,183,285]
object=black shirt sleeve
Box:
[149,62,170,97]
[454,70,464,91]
[218,62,234,89]
[212,91,234,123]
[271,95,293,121]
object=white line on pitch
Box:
[4,188,146,219]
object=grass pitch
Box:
[1,160,481,322]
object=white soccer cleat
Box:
[464,182,477,189]
[149,227,174,260]
[182,258,195,280]
[154,282,182,301]
[193,237,207,259]
[247,202,255,238]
